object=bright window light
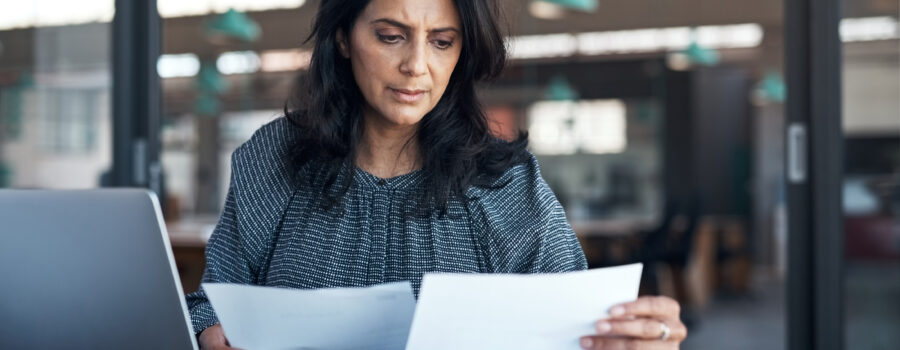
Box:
[157,53,201,78]
[660,27,693,50]
[696,23,764,48]
[576,24,762,57]
[575,100,627,154]
[0,0,306,29]
[511,24,763,59]
[216,51,261,75]
[0,0,114,29]
[528,99,627,155]
[507,34,578,60]
[578,28,675,55]
[841,17,900,42]
[529,101,578,155]
[157,0,306,18]
[260,49,312,72]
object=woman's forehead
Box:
[359,0,461,30]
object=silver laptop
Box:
[0,189,199,350]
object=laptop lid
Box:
[0,189,199,350]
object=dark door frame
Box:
[109,0,163,195]
[785,0,844,349]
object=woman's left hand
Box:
[579,296,687,349]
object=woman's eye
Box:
[433,40,454,50]
[377,34,403,44]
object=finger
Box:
[594,318,668,340]
[594,317,689,342]
[664,316,689,341]
[579,336,677,350]
[608,296,681,319]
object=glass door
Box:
[840,1,900,348]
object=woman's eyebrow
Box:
[370,18,460,34]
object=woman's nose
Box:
[399,41,428,77]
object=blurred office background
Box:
[0,0,897,349]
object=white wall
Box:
[843,47,900,136]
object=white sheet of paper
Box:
[202,282,416,350]
[405,263,643,350]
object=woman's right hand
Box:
[198,324,242,350]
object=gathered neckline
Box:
[353,166,425,190]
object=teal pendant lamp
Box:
[679,28,721,66]
[196,9,260,116]
[193,62,229,116]
[539,0,598,12]
[754,71,787,104]
[205,8,261,43]
[683,41,721,66]
[544,75,579,101]
[197,63,229,94]
[196,8,259,117]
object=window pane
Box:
[841,2,900,348]
[0,2,113,189]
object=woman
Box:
[187,0,688,349]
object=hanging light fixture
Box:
[683,40,721,66]
[541,0,598,12]
[196,8,260,116]
[544,75,580,101]
[204,8,261,44]
[193,62,229,116]
[530,0,598,20]
[752,71,787,105]
[666,29,721,70]
[196,62,229,95]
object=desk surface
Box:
[166,217,216,248]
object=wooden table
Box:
[167,218,217,294]
[570,218,656,238]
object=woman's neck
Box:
[355,112,421,179]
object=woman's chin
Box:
[366,102,432,127]
[383,110,428,127]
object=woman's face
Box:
[339,0,462,128]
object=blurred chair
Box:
[589,195,700,325]
[636,196,700,297]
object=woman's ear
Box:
[336,30,350,59]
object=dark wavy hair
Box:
[284,0,528,215]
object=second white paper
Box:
[203,282,416,350]
[405,263,643,350]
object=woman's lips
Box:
[390,88,426,103]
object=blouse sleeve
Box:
[184,173,247,335]
[467,154,588,273]
[184,117,299,335]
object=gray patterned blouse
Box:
[185,117,588,335]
